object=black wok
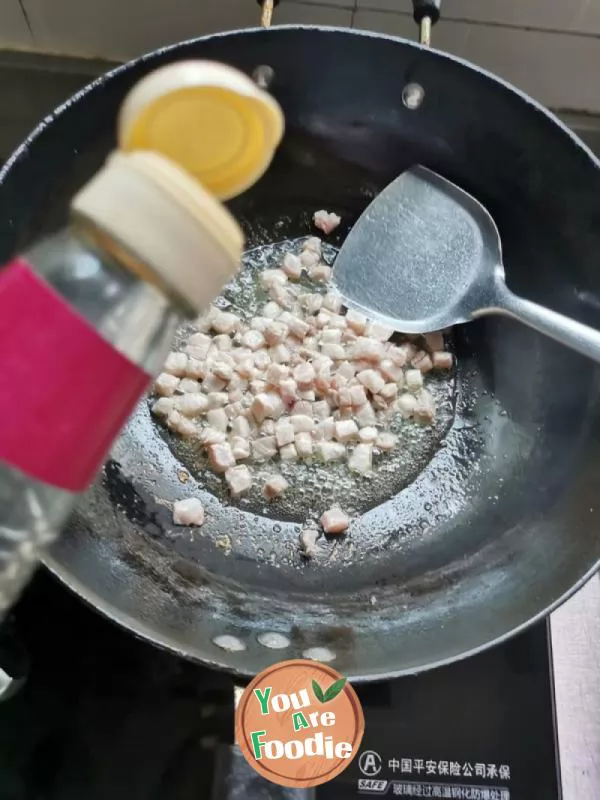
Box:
[2,25,599,681]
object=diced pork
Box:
[231,436,251,460]
[334,419,359,443]
[203,374,227,393]
[253,350,271,371]
[432,351,453,370]
[275,421,295,448]
[299,293,323,315]
[166,410,196,438]
[414,389,436,425]
[308,263,332,282]
[293,400,313,416]
[299,528,320,558]
[316,441,346,462]
[320,343,346,360]
[405,369,424,392]
[260,269,288,290]
[355,402,377,427]
[313,210,341,235]
[348,443,373,474]
[320,507,349,534]
[164,352,188,376]
[290,414,314,434]
[279,378,298,406]
[173,498,205,526]
[282,252,303,279]
[208,442,236,472]
[303,236,322,254]
[380,383,398,402]
[365,322,394,342]
[379,359,403,383]
[241,330,266,351]
[288,317,311,340]
[199,427,227,445]
[231,415,251,438]
[280,443,298,461]
[260,419,276,436]
[263,301,281,319]
[152,239,448,488]
[206,408,228,432]
[155,372,180,397]
[251,392,285,423]
[396,393,417,418]
[358,426,378,443]
[357,369,385,394]
[265,363,289,384]
[186,358,206,380]
[375,432,398,451]
[187,332,212,353]
[252,436,278,461]
[412,350,433,373]
[293,362,315,388]
[300,249,320,269]
[349,385,368,407]
[151,397,175,418]
[211,311,240,335]
[225,465,252,496]
[352,337,384,363]
[179,377,202,393]
[295,432,313,458]
[206,391,228,408]
[345,310,367,334]
[175,394,209,417]
[269,344,291,364]
[263,474,289,499]
[312,400,331,420]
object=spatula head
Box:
[333,165,504,333]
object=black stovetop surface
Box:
[0,572,560,800]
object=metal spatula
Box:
[333,165,600,363]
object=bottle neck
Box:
[25,221,186,375]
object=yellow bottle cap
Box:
[118,60,284,201]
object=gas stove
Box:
[0,569,597,800]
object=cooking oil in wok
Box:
[165,239,457,521]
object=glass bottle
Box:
[0,150,244,615]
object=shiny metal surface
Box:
[333,165,494,333]
[335,166,600,363]
[551,573,600,799]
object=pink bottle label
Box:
[0,259,151,491]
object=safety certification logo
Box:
[235,658,365,788]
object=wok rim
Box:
[1,25,599,185]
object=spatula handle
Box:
[493,286,600,364]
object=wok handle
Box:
[489,283,600,364]
[257,0,279,28]
[412,0,441,45]
[412,0,441,24]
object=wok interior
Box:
[3,28,598,679]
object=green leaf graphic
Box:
[323,677,347,702]
[312,679,325,703]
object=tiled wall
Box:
[1,0,599,112]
